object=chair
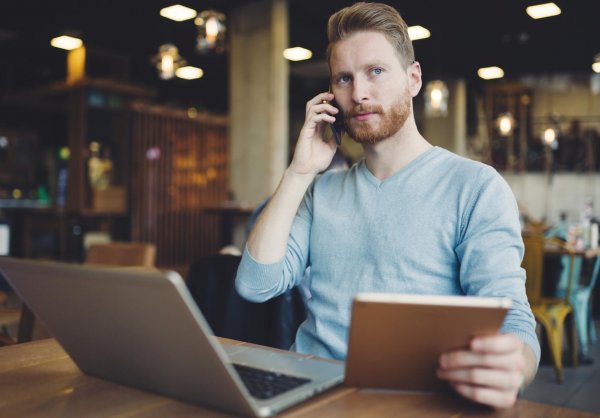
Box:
[522,235,578,383]
[186,254,306,349]
[85,242,156,267]
[556,254,600,357]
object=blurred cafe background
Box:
[1,0,600,380]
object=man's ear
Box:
[408,61,422,97]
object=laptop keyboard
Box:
[233,364,312,400]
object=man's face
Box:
[329,31,420,145]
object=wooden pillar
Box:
[229,0,289,206]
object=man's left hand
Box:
[436,334,529,408]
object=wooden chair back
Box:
[85,242,156,268]
[522,234,545,304]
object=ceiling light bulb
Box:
[161,55,174,77]
[499,116,512,135]
[176,66,204,80]
[495,112,515,136]
[152,43,185,80]
[206,17,220,39]
[160,4,197,22]
[195,10,226,54]
[283,47,313,61]
[593,62,600,74]
[430,88,443,108]
[526,3,561,19]
[50,35,83,50]
[543,128,556,144]
[407,25,431,41]
[477,66,504,80]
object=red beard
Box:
[343,89,411,145]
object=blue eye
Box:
[338,75,351,84]
[372,67,383,75]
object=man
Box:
[236,2,539,409]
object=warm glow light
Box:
[187,107,198,118]
[283,47,313,61]
[160,4,197,22]
[526,3,561,19]
[593,62,600,74]
[162,54,174,78]
[430,88,443,108]
[477,66,504,80]
[424,80,449,117]
[50,35,83,51]
[175,66,204,80]
[152,44,184,80]
[543,128,556,144]
[498,115,513,136]
[205,17,220,39]
[407,25,431,41]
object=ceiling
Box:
[1,0,599,114]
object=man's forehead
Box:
[329,31,404,71]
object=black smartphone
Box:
[328,98,343,146]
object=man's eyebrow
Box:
[331,70,351,79]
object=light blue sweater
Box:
[236,147,540,363]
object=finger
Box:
[437,367,523,391]
[450,382,518,409]
[306,92,334,111]
[309,112,337,125]
[307,102,339,120]
[440,349,525,372]
[471,334,523,354]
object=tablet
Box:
[345,293,511,391]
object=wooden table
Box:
[1,339,598,417]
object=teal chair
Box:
[556,255,600,357]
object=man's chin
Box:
[347,129,389,145]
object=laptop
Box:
[0,257,344,417]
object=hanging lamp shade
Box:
[424,80,449,117]
[195,10,226,54]
[151,44,186,80]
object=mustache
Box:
[346,104,384,118]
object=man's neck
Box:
[362,118,432,180]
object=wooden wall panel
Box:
[129,102,228,272]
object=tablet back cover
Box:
[345,293,510,391]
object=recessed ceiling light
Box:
[407,25,431,41]
[50,35,83,50]
[526,3,561,19]
[593,62,600,74]
[160,4,197,22]
[176,66,204,80]
[477,66,504,80]
[283,47,312,61]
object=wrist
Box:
[284,166,318,187]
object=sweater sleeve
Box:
[455,166,541,365]
[235,183,314,303]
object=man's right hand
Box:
[289,92,340,176]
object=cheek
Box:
[333,92,353,112]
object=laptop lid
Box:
[0,257,344,417]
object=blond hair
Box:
[326,2,414,68]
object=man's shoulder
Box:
[431,147,498,181]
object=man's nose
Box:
[351,77,369,104]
